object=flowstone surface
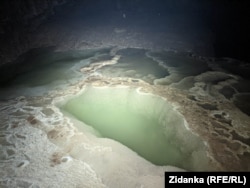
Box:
[0,47,250,188]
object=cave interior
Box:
[0,0,250,187]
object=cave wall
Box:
[210,0,250,62]
[0,0,249,66]
[0,0,76,65]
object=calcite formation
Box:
[0,47,249,188]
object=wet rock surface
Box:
[0,47,250,187]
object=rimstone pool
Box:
[61,86,210,171]
[1,47,250,187]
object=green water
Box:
[62,87,210,170]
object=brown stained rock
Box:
[231,130,250,146]
[238,152,250,171]
[50,152,64,167]
[11,123,19,129]
[208,141,238,171]
[197,103,218,110]
[212,121,231,131]
[47,129,59,140]
[227,141,243,152]
[214,129,231,138]
[26,115,37,125]
[47,128,70,142]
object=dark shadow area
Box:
[1,0,249,64]
[0,46,110,86]
[210,0,250,62]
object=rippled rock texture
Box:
[0,47,250,187]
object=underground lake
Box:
[60,86,211,171]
